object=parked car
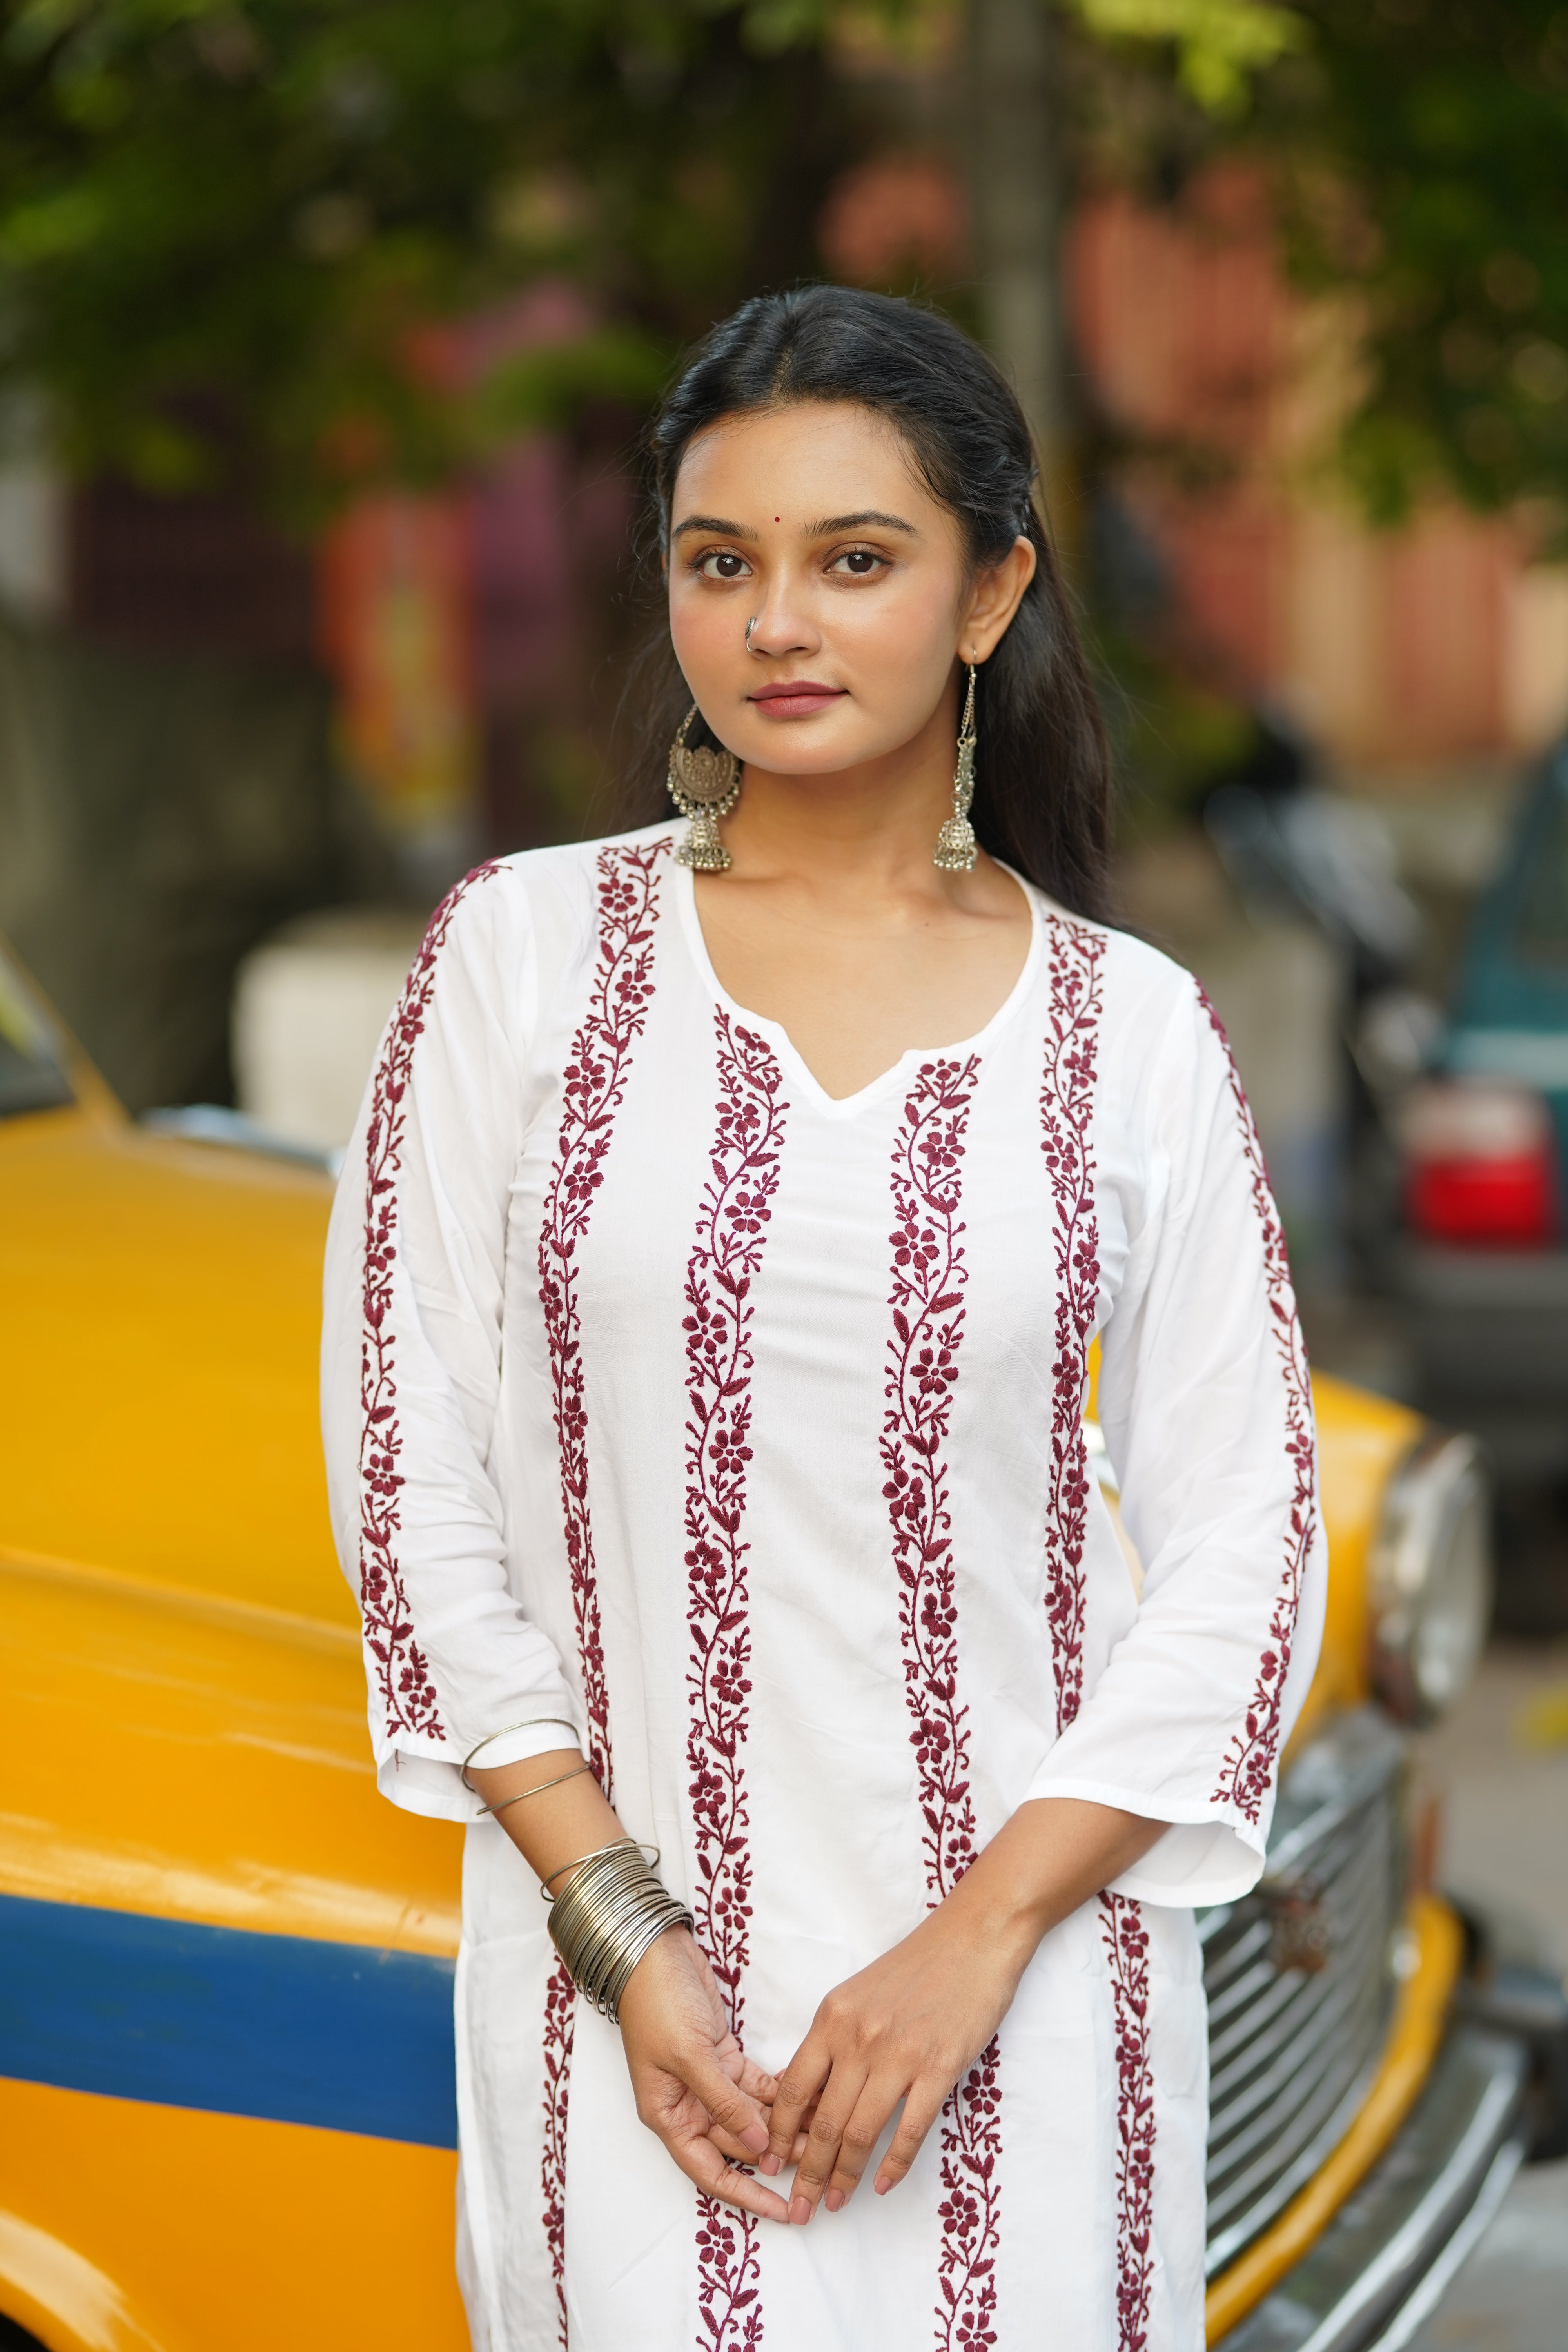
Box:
[1387,739,1568,1492]
[2,932,1563,2352]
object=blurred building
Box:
[1069,165,1568,775]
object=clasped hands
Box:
[617,1891,1026,2230]
[467,1744,1165,2234]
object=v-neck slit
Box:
[671,857,1044,1118]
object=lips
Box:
[747,682,846,717]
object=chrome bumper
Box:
[1214,2020,1526,2350]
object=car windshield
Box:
[1515,782,1568,964]
[0,942,74,1118]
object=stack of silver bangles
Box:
[546,1840,693,2024]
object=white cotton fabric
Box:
[321,825,1325,2352]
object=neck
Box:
[721,690,958,896]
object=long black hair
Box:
[615,284,1112,921]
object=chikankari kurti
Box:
[321,823,1326,2352]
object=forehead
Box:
[671,399,942,524]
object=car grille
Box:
[1201,1706,1411,2276]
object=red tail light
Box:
[1401,1080,1559,1247]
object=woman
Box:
[323,284,1325,2352]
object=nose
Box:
[742,587,817,660]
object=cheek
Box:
[841,575,961,696]
[668,583,736,678]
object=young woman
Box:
[323,284,1325,2352]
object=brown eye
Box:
[829,548,887,577]
[698,550,751,580]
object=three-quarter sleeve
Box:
[321,864,585,1822]
[1025,974,1327,1906]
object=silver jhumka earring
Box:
[933,662,980,873]
[667,704,741,871]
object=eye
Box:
[694,549,751,581]
[827,546,888,578]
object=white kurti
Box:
[321,824,1326,2352]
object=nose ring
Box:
[745,615,761,657]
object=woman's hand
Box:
[760,1902,1021,2221]
[617,1927,794,2225]
[763,1796,1169,2224]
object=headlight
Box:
[1369,1431,1492,1726]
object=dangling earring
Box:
[667,704,741,871]
[933,662,979,873]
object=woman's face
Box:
[666,399,1032,777]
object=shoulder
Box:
[422,824,679,965]
[1026,890,1202,1040]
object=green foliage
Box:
[0,0,842,511]
[1068,0,1307,113]
[1259,1,1568,528]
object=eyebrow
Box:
[670,508,920,542]
[671,514,758,541]
[808,510,918,537]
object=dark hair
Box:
[614,284,1112,920]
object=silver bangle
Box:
[478,1762,595,1819]
[546,1842,693,2024]
[460,1718,582,1795]
[539,1839,658,1902]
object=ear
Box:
[958,536,1037,663]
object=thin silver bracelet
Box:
[460,1717,582,1796]
[478,1762,595,1819]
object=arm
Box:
[468,1750,792,2227]
[760,1797,1165,2221]
[766,973,1325,2226]
[321,875,788,2223]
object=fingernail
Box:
[759,2152,781,2176]
[873,2176,891,2197]
[739,2124,769,2156]
[790,2196,812,2227]
[825,2190,844,2213]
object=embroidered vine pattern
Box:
[539,1956,575,2347]
[537,837,666,1796]
[358,859,501,1742]
[1038,913,1105,1736]
[1200,989,1316,1824]
[536,836,668,2347]
[684,1013,787,2352]
[881,1057,999,2352]
[1100,1893,1156,2352]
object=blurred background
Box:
[2,4,1568,2332]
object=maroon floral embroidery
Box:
[358,858,501,1742]
[535,836,668,2345]
[881,1057,999,2352]
[1200,989,1316,1824]
[540,1954,575,2346]
[685,1012,788,2352]
[537,838,667,1796]
[1100,1893,1156,2352]
[1038,912,1105,1736]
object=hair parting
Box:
[613,283,1113,922]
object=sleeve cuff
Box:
[1020,1771,1269,1909]
[373,1716,585,1823]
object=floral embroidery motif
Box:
[881,1057,999,2352]
[1201,989,1316,1824]
[536,836,668,2346]
[1038,912,1105,1735]
[685,1012,788,2352]
[1100,1893,1156,2352]
[540,1955,575,2347]
[538,838,667,1796]
[358,858,501,1742]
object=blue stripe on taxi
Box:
[0,1892,457,2147]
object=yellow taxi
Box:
[1,932,1561,2352]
